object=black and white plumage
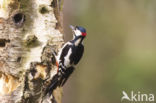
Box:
[45,25,87,95]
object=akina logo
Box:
[121,91,154,102]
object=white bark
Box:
[0,0,64,103]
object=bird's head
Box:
[70,25,87,38]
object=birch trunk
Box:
[0,0,64,103]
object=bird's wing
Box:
[72,44,84,65]
[60,66,75,86]
[59,43,71,64]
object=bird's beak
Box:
[70,25,76,37]
[70,25,75,31]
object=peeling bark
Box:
[0,0,64,103]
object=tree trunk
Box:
[0,0,64,103]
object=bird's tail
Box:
[44,74,59,95]
[44,66,75,96]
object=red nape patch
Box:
[82,32,87,36]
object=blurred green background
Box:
[62,0,156,103]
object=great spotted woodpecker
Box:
[45,25,87,95]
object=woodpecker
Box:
[45,25,87,95]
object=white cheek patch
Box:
[74,29,82,36]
